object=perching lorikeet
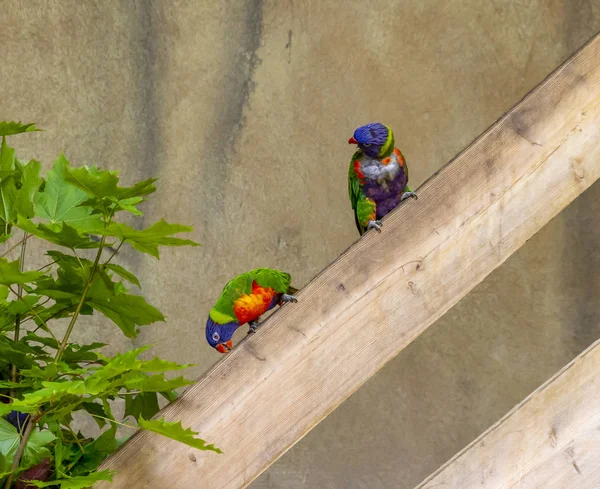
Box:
[348,122,417,235]
[205,268,298,353]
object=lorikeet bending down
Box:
[348,122,417,235]
[205,268,298,353]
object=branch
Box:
[55,234,106,362]
[10,232,28,396]
[7,286,59,343]
[0,233,33,260]
[3,414,40,489]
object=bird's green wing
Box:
[210,273,254,324]
[209,268,292,324]
[348,151,376,235]
[250,268,292,293]
[347,150,362,212]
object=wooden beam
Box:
[414,337,600,489]
[97,33,600,489]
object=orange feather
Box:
[233,281,278,324]
[393,147,405,166]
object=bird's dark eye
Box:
[212,332,220,342]
[364,143,371,147]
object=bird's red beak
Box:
[216,340,233,354]
[348,137,358,145]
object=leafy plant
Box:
[0,122,219,489]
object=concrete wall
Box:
[2,1,600,488]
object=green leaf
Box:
[138,417,221,453]
[24,470,115,488]
[123,374,192,392]
[0,380,34,389]
[7,293,40,315]
[21,334,60,352]
[73,424,117,474]
[34,251,93,301]
[13,159,42,218]
[115,196,145,215]
[0,419,53,472]
[0,137,17,232]
[95,219,199,258]
[159,390,179,403]
[124,392,160,421]
[53,436,66,477]
[0,452,9,478]
[104,263,140,288]
[80,402,108,429]
[83,347,149,394]
[0,137,15,174]
[0,258,44,286]
[33,155,103,232]
[0,418,20,458]
[0,121,41,137]
[47,250,91,289]
[0,337,35,369]
[87,273,165,338]
[115,435,130,449]
[17,216,102,249]
[64,165,157,201]
[62,342,105,365]
[22,428,55,468]
[0,153,42,233]
[0,343,33,370]
[20,362,84,380]
[12,380,86,411]
[140,357,193,373]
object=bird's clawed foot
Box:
[401,191,418,202]
[281,294,298,303]
[247,320,260,335]
[367,220,383,233]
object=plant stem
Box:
[55,235,106,363]
[18,297,51,324]
[66,423,85,454]
[13,233,28,344]
[3,414,40,489]
[71,248,85,273]
[103,240,123,267]
[36,259,59,271]
[0,233,33,259]
[7,286,59,343]
[10,233,28,397]
[89,414,136,430]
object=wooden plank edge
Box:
[414,337,600,489]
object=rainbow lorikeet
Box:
[348,122,417,235]
[205,268,298,353]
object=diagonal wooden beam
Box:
[97,33,600,489]
[414,337,600,489]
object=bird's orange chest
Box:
[232,281,278,324]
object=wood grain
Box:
[414,337,600,489]
[97,33,600,489]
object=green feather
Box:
[348,150,376,235]
[209,268,293,324]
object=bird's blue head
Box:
[206,316,238,354]
[348,122,395,158]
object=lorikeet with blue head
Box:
[205,268,298,353]
[348,122,417,235]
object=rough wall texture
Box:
[1,1,600,488]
